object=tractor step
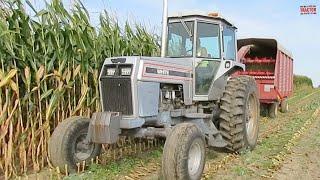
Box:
[184,113,212,119]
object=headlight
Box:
[121,67,132,76]
[106,68,116,76]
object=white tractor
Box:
[49,1,260,179]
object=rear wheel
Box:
[269,103,279,118]
[49,117,102,173]
[280,99,289,113]
[219,76,260,152]
[161,123,206,180]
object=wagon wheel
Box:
[269,103,279,118]
[280,99,289,113]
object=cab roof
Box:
[169,11,237,29]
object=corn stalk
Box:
[0,0,159,178]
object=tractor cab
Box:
[166,12,237,61]
[166,12,241,99]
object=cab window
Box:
[196,22,221,59]
[167,21,194,57]
[223,27,236,61]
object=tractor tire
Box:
[49,117,101,173]
[161,123,206,180]
[219,75,260,152]
[280,99,289,113]
[269,103,279,118]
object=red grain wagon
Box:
[237,38,294,118]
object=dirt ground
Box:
[17,87,320,180]
[143,114,320,180]
[139,88,320,180]
[273,115,320,180]
[199,89,320,180]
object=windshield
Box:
[167,21,194,57]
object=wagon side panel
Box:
[276,50,294,99]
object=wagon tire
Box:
[49,117,101,173]
[269,103,279,118]
[219,75,260,152]
[280,99,289,113]
[161,123,206,180]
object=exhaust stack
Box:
[161,0,168,57]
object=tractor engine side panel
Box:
[137,81,160,117]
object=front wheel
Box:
[161,123,206,180]
[49,117,102,173]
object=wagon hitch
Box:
[87,112,121,144]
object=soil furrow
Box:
[124,88,320,180]
[206,89,320,179]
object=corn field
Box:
[0,0,159,178]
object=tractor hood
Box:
[102,56,193,67]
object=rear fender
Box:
[214,60,245,81]
[208,60,245,101]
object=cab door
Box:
[193,21,223,101]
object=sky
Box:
[29,0,320,87]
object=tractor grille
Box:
[100,78,133,115]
